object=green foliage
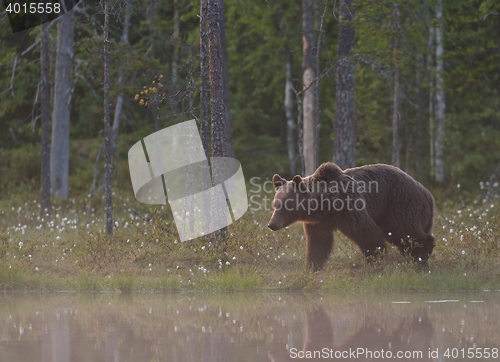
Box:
[1,0,499,190]
[0,144,40,196]
[77,272,102,291]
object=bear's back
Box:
[344,164,434,229]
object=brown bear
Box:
[267,162,435,271]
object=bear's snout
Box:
[267,219,282,231]
[267,222,278,231]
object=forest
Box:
[0,0,499,291]
[1,0,499,193]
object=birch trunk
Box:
[50,11,74,198]
[102,0,113,235]
[434,0,446,184]
[302,0,316,176]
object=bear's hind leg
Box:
[339,216,387,260]
[303,223,334,271]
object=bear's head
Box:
[267,174,309,231]
[267,163,354,231]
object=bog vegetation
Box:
[0,146,498,291]
[1,1,500,290]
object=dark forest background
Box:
[1,0,500,202]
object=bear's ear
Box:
[292,175,303,186]
[273,174,287,190]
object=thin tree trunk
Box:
[302,0,316,176]
[102,0,113,235]
[111,1,131,159]
[333,0,356,170]
[219,0,234,158]
[434,0,446,184]
[147,0,157,58]
[40,20,51,216]
[50,11,74,198]
[285,53,296,175]
[200,0,210,157]
[297,93,305,176]
[391,5,400,168]
[405,125,411,174]
[427,22,435,181]
[151,99,161,131]
[415,54,425,182]
[208,0,226,162]
[172,0,180,85]
[207,0,227,245]
[147,0,160,132]
[314,2,328,171]
[170,0,180,114]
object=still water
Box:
[0,291,498,361]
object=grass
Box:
[0,187,499,292]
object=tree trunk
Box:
[172,0,180,85]
[208,0,226,162]
[302,0,316,176]
[314,2,328,172]
[102,0,113,235]
[333,0,356,170]
[111,1,131,159]
[40,20,51,216]
[219,0,234,158]
[170,0,180,114]
[207,0,227,244]
[147,0,157,58]
[285,53,296,175]
[415,54,426,182]
[151,98,161,131]
[200,0,210,157]
[434,0,446,184]
[50,12,74,198]
[297,92,305,176]
[391,5,400,168]
[404,123,411,174]
[427,21,435,181]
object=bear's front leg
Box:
[303,222,334,271]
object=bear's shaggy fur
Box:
[267,162,435,271]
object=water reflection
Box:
[0,292,498,361]
[268,306,434,361]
